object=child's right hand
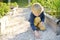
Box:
[34,30,40,39]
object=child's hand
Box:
[34,30,40,39]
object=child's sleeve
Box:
[29,13,37,31]
[40,12,45,22]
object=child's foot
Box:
[34,30,40,39]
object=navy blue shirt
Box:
[29,12,45,31]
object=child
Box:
[29,3,46,38]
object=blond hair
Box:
[31,3,44,14]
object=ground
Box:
[0,8,60,40]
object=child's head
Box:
[31,3,44,16]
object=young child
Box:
[29,3,46,38]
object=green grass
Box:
[3,0,28,7]
[17,0,28,7]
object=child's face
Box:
[32,9,41,16]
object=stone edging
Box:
[44,13,60,35]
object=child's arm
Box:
[38,12,46,31]
[29,13,37,31]
[40,12,45,22]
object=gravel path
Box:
[0,8,60,40]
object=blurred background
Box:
[0,0,60,40]
[0,0,60,19]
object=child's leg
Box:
[38,22,46,31]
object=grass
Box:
[17,0,28,7]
